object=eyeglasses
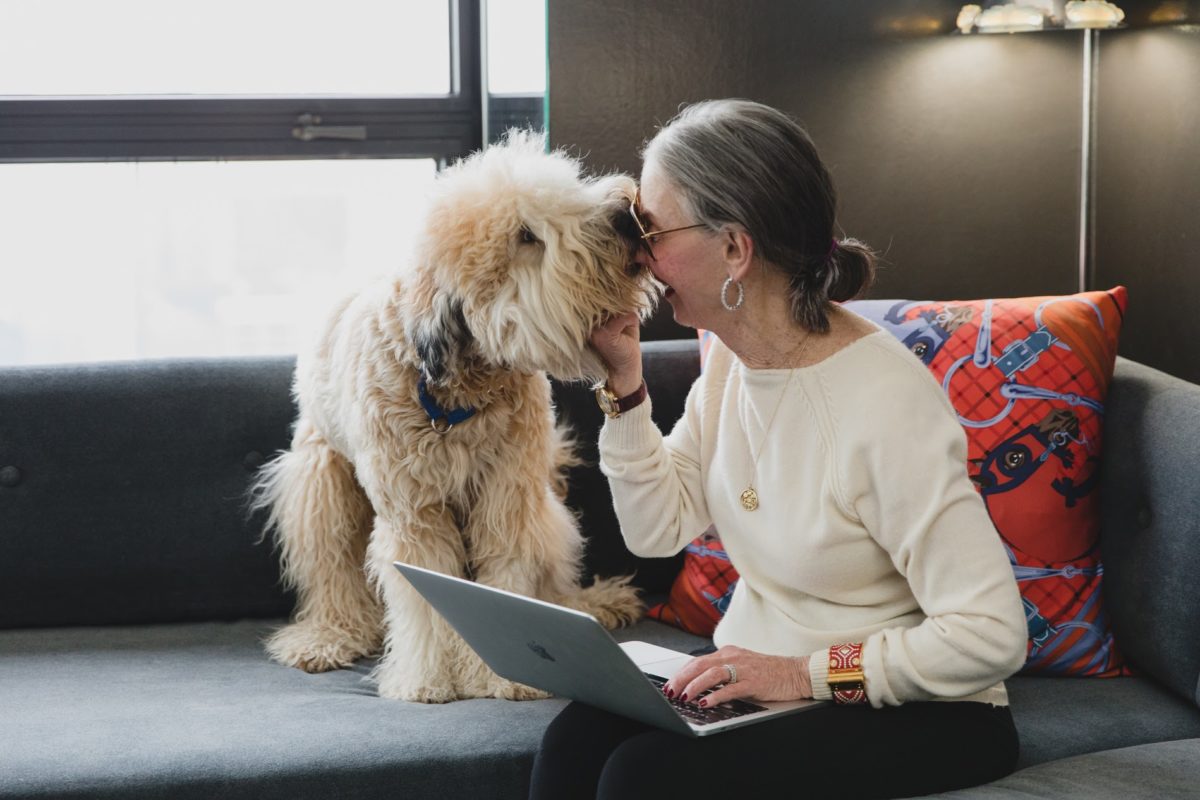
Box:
[628,188,707,260]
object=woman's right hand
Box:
[589,312,644,397]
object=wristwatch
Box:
[594,380,648,419]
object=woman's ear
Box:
[724,228,756,283]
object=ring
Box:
[723,663,738,684]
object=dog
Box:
[250,131,656,703]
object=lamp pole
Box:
[1078,27,1099,294]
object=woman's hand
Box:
[589,312,643,397]
[664,646,812,707]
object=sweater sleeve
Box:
[817,349,1027,707]
[597,376,713,559]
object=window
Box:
[484,0,547,144]
[0,159,437,364]
[0,0,495,366]
[0,1,452,96]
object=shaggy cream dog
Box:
[252,132,656,703]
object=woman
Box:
[529,99,1027,800]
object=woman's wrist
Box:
[793,656,813,699]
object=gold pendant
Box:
[740,487,759,511]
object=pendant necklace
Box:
[740,333,812,512]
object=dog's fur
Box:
[251,132,656,702]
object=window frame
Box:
[0,0,483,164]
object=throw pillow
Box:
[649,288,1130,677]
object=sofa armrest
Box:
[1099,357,1200,707]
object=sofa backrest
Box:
[1100,357,1200,708]
[556,340,698,595]
[0,341,700,630]
[0,357,298,628]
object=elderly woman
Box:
[528,99,1028,800]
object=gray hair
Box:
[643,99,875,332]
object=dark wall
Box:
[1095,28,1200,384]
[547,0,775,340]
[548,0,1200,384]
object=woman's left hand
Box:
[665,646,812,707]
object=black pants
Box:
[529,700,1018,800]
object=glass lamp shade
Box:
[1065,0,1126,27]
[976,3,1049,32]
[957,0,1127,33]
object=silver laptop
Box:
[393,561,823,736]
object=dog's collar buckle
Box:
[418,378,478,435]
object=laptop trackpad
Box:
[620,640,696,679]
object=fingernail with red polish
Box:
[698,699,708,707]
[680,693,688,703]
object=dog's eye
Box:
[519,226,540,245]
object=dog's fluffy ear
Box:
[412,293,472,385]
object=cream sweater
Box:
[599,330,1027,707]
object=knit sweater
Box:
[599,329,1027,707]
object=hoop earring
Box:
[721,277,745,311]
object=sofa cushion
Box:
[0,618,709,800]
[649,291,1132,678]
[1006,675,1200,768]
[0,358,298,629]
[1099,358,1200,707]
[921,738,1200,799]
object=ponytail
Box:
[788,237,876,332]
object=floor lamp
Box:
[956,1,1125,293]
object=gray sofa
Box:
[2,340,1199,799]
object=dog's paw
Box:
[265,622,375,673]
[488,677,551,702]
[375,671,459,704]
[568,575,645,630]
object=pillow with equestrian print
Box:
[655,289,1130,677]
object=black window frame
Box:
[0,0,482,165]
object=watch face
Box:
[595,386,617,416]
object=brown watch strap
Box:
[613,380,648,414]
[596,380,648,418]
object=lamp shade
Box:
[956,0,1129,33]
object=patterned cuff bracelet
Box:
[827,642,867,705]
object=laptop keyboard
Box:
[644,674,768,725]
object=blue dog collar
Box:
[417,378,477,433]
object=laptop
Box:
[393,561,823,736]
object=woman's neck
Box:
[710,274,822,369]
[724,324,815,369]
[716,316,822,370]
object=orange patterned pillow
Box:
[652,289,1131,676]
